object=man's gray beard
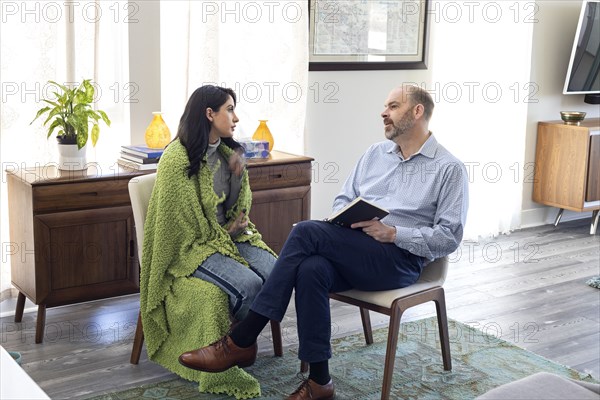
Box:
[385,126,399,140]
[385,115,414,140]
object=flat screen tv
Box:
[563,0,600,104]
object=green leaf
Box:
[83,79,94,103]
[97,110,111,126]
[48,80,69,93]
[43,107,63,125]
[74,115,85,132]
[30,107,51,124]
[76,123,88,149]
[74,88,87,104]
[91,124,100,147]
[59,91,69,105]
[73,103,90,114]
[47,119,63,138]
[76,133,87,149]
[42,99,60,108]
[87,113,99,123]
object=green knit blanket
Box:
[140,140,275,399]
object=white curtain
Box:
[159,0,308,154]
[427,0,535,240]
[0,1,130,296]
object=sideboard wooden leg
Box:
[14,292,26,323]
[35,304,47,344]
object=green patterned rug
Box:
[86,318,595,399]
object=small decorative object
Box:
[144,112,171,149]
[587,276,600,289]
[560,111,586,125]
[239,139,270,159]
[31,79,111,170]
[8,351,22,365]
[252,120,274,152]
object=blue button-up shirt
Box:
[332,134,469,261]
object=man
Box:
[178,85,469,400]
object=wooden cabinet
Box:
[7,165,146,343]
[246,151,313,254]
[7,151,313,342]
[533,118,600,233]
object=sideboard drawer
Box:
[32,179,131,213]
[248,161,312,191]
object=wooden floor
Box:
[1,219,598,399]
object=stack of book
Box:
[118,145,165,170]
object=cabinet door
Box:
[586,135,600,202]
[34,206,139,306]
[533,125,590,210]
[250,186,311,254]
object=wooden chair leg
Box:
[130,311,144,364]
[359,307,374,345]
[35,304,46,344]
[434,289,452,371]
[270,320,283,357]
[380,306,403,400]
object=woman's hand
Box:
[227,209,249,238]
[228,149,246,177]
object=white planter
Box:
[57,144,87,171]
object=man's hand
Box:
[350,220,396,243]
[229,149,246,177]
[227,209,249,238]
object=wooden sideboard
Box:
[7,151,312,343]
[7,164,146,343]
[532,118,600,234]
[246,151,313,253]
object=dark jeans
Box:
[250,220,424,362]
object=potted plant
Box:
[31,79,111,170]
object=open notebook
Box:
[326,197,389,228]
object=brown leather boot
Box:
[178,335,257,373]
[286,378,335,400]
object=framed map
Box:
[309,0,430,70]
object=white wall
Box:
[306,0,600,232]
[521,0,600,227]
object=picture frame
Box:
[308,0,430,71]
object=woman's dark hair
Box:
[174,85,242,178]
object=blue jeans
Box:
[193,242,276,321]
[250,220,424,362]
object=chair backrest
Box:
[128,173,157,265]
[418,256,449,286]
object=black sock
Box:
[229,310,269,348]
[309,360,331,386]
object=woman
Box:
[176,85,277,321]
[140,85,275,398]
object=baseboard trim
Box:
[521,207,594,228]
[0,287,18,302]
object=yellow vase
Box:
[252,120,274,152]
[144,112,171,149]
